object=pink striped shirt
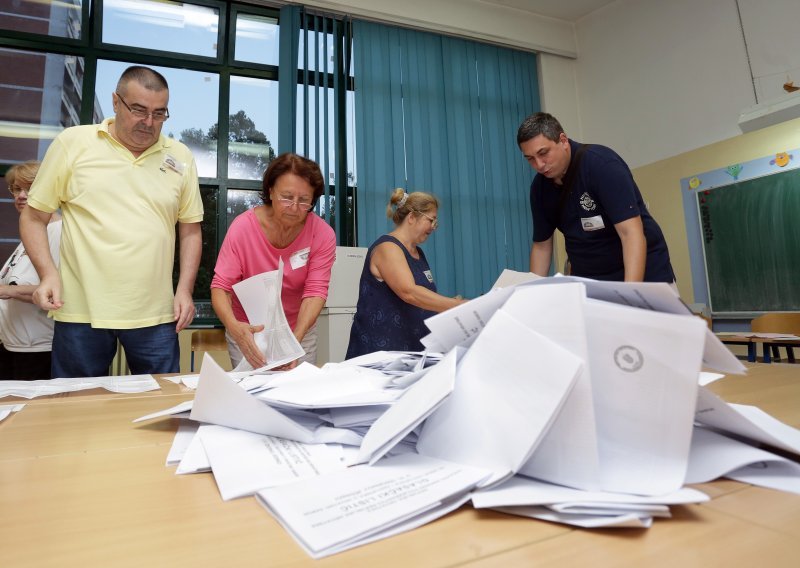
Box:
[211,209,336,328]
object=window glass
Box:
[173,186,217,305]
[1,175,19,263]
[95,60,220,178]
[0,0,83,39]
[234,13,279,66]
[226,189,263,228]
[102,0,218,58]
[0,48,92,165]
[295,85,356,186]
[316,189,355,235]
[228,76,279,180]
[298,24,354,77]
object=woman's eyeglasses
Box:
[276,197,314,212]
[415,210,439,229]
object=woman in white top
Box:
[0,161,62,380]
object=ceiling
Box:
[479,0,618,22]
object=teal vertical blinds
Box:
[352,20,539,298]
[278,5,352,241]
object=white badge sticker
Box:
[161,154,184,175]
[290,247,311,270]
[581,215,606,231]
[423,269,434,283]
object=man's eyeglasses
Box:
[276,197,314,212]
[116,92,169,122]
[9,184,28,196]
[415,210,439,229]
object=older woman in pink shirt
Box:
[211,153,336,369]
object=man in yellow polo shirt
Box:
[20,66,203,378]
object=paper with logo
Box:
[256,453,490,558]
[416,309,582,488]
[231,259,306,372]
[583,299,707,495]
[523,276,745,374]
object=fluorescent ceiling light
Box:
[738,92,800,133]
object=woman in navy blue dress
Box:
[346,188,465,358]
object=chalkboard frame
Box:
[681,149,800,317]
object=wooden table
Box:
[717,334,800,363]
[2,365,800,567]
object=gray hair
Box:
[386,188,439,225]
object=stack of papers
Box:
[130,273,800,559]
[257,453,490,558]
[231,261,306,372]
[0,375,160,399]
[471,476,709,528]
[0,403,24,422]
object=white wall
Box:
[537,53,581,136]
[738,0,800,103]
[572,0,800,168]
[572,0,752,168]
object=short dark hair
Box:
[517,112,565,146]
[261,153,325,208]
[117,66,169,94]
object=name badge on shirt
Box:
[581,215,606,231]
[290,247,311,270]
[423,269,434,283]
[161,154,184,175]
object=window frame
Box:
[0,0,355,323]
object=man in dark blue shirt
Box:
[517,112,674,283]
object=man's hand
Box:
[32,274,64,311]
[173,289,196,332]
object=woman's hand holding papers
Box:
[228,320,266,368]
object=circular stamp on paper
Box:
[614,345,644,373]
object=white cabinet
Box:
[316,246,367,365]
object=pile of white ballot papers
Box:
[135,272,800,558]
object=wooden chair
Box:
[190,329,229,371]
[750,313,800,363]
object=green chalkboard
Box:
[698,168,800,313]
